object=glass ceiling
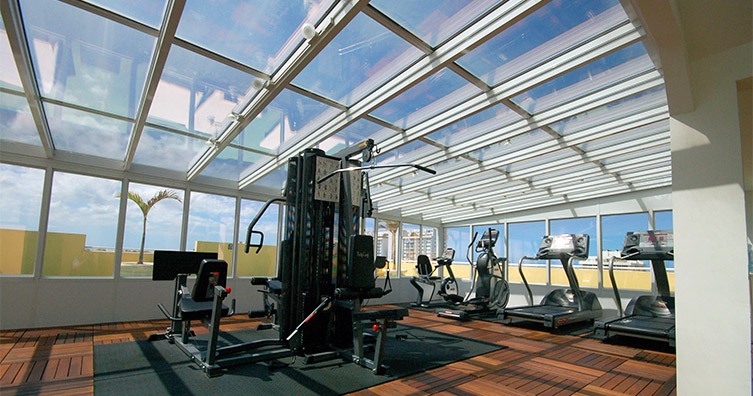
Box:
[0,0,671,224]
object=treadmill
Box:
[499,234,602,329]
[594,230,675,346]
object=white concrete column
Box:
[671,43,752,396]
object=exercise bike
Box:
[437,228,509,321]
[409,248,464,308]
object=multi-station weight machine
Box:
[150,140,434,377]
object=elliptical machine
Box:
[409,248,464,308]
[437,228,509,321]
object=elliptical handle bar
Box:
[467,232,478,266]
[245,197,286,254]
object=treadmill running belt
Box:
[505,305,576,319]
[607,316,675,337]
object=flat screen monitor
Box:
[152,250,219,281]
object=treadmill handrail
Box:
[518,256,536,305]
[565,256,584,312]
[608,251,640,317]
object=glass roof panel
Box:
[369,68,483,128]
[85,0,167,29]
[201,145,269,181]
[505,147,575,174]
[235,88,338,155]
[1,19,22,90]
[511,43,654,114]
[383,156,477,188]
[426,101,521,147]
[318,118,383,155]
[578,120,669,152]
[456,0,627,86]
[43,102,131,160]
[292,12,423,106]
[599,144,669,165]
[176,0,335,74]
[467,129,552,161]
[370,0,499,47]
[132,127,207,171]
[549,86,667,135]
[147,45,255,138]
[253,165,288,191]
[375,139,437,166]
[20,0,155,118]
[0,92,40,145]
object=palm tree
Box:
[117,189,182,264]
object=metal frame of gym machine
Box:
[243,139,435,375]
[593,230,675,346]
[499,234,602,329]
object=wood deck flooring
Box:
[0,308,676,396]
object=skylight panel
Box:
[85,0,167,29]
[456,0,628,87]
[20,0,155,119]
[548,86,667,135]
[0,91,40,146]
[201,145,268,181]
[43,101,131,160]
[232,88,338,156]
[369,0,499,47]
[132,127,208,171]
[426,102,521,147]
[175,0,335,74]
[369,68,483,128]
[505,147,576,174]
[0,19,22,90]
[375,139,437,166]
[318,118,383,155]
[467,129,551,161]
[292,12,423,106]
[577,119,669,152]
[252,165,288,191]
[146,45,255,138]
[511,42,654,114]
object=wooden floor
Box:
[0,308,676,396]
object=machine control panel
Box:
[536,234,590,260]
[621,230,673,260]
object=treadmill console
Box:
[477,229,499,250]
[621,230,673,260]
[536,234,589,260]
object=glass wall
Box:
[420,226,439,258]
[0,164,45,275]
[376,220,399,276]
[186,191,236,273]
[401,223,421,276]
[508,221,546,284]
[44,172,120,277]
[444,226,471,279]
[120,183,184,277]
[601,213,651,291]
[549,217,597,288]
[236,199,279,277]
[655,210,674,291]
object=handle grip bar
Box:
[245,197,285,254]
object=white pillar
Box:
[671,43,752,396]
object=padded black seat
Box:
[416,255,440,280]
[179,259,231,321]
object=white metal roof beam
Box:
[123,0,187,170]
[188,0,369,182]
[1,0,55,157]
[416,166,671,218]
[374,19,644,155]
[370,71,664,184]
[237,0,551,188]
[397,160,672,216]
[375,147,671,213]
[432,177,672,223]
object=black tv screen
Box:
[152,250,219,281]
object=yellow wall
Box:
[42,232,113,277]
[0,229,38,275]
